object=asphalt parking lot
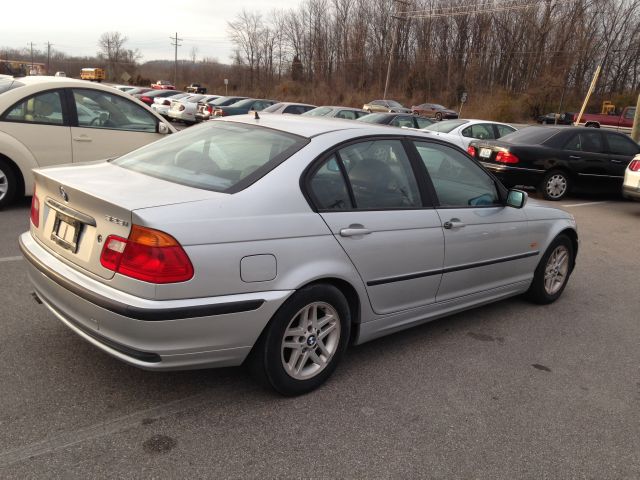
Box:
[1,193,639,479]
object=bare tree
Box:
[97,32,129,80]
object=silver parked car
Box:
[20,115,578,395]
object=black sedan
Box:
[468,126,640,200]
[356,112,434,129]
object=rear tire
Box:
[540,170,571,201]
[526,234,574,304]
[248,284,351,396]
[0,158,18,209]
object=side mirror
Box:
[506,189,527,208]
[158,122,171,134]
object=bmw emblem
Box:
[306,335,317,347]
[59,186,69,202]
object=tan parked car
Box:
[362,99,411,114]
[0,76,176,207]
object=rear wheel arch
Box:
[584,122,600,128]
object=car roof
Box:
[222,112,428,139]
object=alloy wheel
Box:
[544,245,569,295]
[280,302,341,380]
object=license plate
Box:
[479,148,492,158]
[51,213,81,253]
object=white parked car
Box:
[422,119,517,150]
[151,92,190,118]
[0,76,176,207]
[622,154,640,201]
[167,94,218,124]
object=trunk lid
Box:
[31,160,219,279]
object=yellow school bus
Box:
[80,68,105,82]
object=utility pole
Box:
[170,32,183,87]
[383,0,411,100]
[29,42,36,74]
[46,42,53,75]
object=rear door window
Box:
[564,132,604,153]
[461,124,496,140]
[336,110,358,120]
[339,140,421,209]
[605,133,640,156]
[496,124,516,137]
[390,115,414,128]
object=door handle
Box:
[339,227,371,237]
[443,219,466,229]
[73,136,92,142]
[568,155,581,159]
[611,159,623,164]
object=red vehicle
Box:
[151,80,176,90]
[575,106,636,133]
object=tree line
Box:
[227,0,640,119]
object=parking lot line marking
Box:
[0,388,240,467]
[561,201,610,208]
[0,256,23,263]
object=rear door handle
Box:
[569,155,581,159]
[611,159,623,164]
[443,219,466,229]
[339,227,371,237]
[73,136,92,142]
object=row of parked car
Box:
[0,75,638,209]
[115,87,639,202]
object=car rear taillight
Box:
[30,187,40,228]
[162,99,171,106]
[100,225,194,284]
[206,105,213,114]
[495,151,520,164]
[629,160,640,172]
[467,146,476,157]
[140,96,152,104]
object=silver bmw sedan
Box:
[19,114,578,395]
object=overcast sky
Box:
[2,0,302,63]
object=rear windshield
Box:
[0,78,25,95]
[302,107,332,116]
[424,119,468,133]
[113,122,307,193]
[357,113,388,123]
[499,126,559,145]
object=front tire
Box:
[526,234,574,304]
[249,284,351,396]
[435,112,443,121]
[540,170,571,200]
[0,158,18,209]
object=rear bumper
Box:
[19,232,292,371]
[622,184,640,200]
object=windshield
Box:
[302,107,333,116]
[425,119,468,133]
[498,126,558,145]
[113,122,307,193]
[0,78,25,95]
